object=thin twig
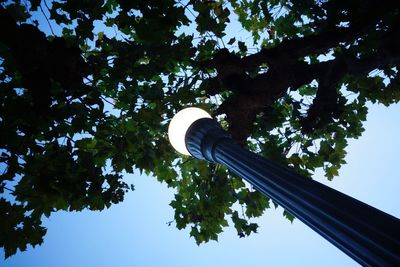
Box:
[39,4,55,35]
[100,95,117,108]
[3,186,16,193]
[43,0,51,13]
[1,165,9,176]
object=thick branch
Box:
[241,1,400,71]
[202,2,400,143]
[301,21,400,132]
[217,24,400,142]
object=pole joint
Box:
[185,118,231,162]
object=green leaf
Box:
[1,0,396,255]
[238,41,247,53]
[283,210,295,223]
[299,85,315,96]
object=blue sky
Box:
[2,103,399,267]
[2,4,400,266]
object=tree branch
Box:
[240,2,394,70]
[216,20,400,141]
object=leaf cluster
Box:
[1,0,399,258]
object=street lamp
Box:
[168,107,400,266]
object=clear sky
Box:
[1,102,399,267]
[2,4,400,266]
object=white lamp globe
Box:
[168,107,212,155]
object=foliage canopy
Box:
[1,0,400,258]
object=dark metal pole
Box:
[185,118,400,266]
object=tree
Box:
[1,0,399,258]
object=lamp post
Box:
[168,107,400,266]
